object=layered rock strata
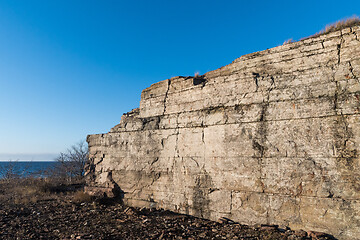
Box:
[85,26,360,240]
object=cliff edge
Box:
[85,26,360,240]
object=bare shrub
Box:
[47,141,88,182]
[0,161,29,181]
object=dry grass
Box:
[283,16,360,44]
[0,177,86,204]
[283,38,294,45]
[0,178,52,204]
[309,16,360,38]
[73,191,93,203]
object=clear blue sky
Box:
[0,0,359,158]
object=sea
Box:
[0,161,57,179]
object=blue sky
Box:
[0,0,359,158]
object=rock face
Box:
[85,26,360,240]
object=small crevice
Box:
[163,79,171,115]
[253,140,265,158]
[269,76,276,92]
[161,139,164,148]
[224,111,229,124]
[337,32,344,65]
[161,131,179,149]
[331,66,339,111]
[259,101,269,122]
[337,43,341,64]
[150,157,159,166]
[349,61,359,82]
[328,191,334,198]
[322,209,328,217]
[352,28,359,41]
[201,128,205,144]
[174,129,180,157]
[208,188,219,193]
[148,172,162,187]
[333,88,338,111]
[252,72,260,91]
[295,182,303,197]
[190,157,200,168]
[96,158,104,165]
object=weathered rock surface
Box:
[85,26,360,240]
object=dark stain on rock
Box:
[253,140,265,157]
[193,75,207,87]
[332,92,359,195]
[192,172,212,219]
[141,116,161,130]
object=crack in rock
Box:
[163,79,171,115]
[349,61,359,82]
[252,72,260,91]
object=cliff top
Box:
[143,17,360,91]
[307,16,360,39]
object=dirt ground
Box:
[0,179,337,240]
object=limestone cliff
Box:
[85,26,360,240]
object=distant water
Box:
[0,161,56,179]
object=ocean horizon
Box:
[0,161,57,178]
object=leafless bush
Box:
[48,141,88,182]
[0,161,29,181]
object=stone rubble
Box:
[0,198,336,239]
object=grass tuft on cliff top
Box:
[312,15,360,37]
[284,16,360,44]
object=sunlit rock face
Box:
[85,26,360,240]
